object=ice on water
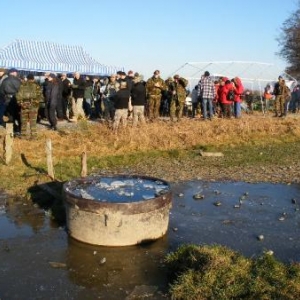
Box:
[69,177,169,203]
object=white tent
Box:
[171,61,297,91]
[0,39,124,75]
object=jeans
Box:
[234,102,241,118]
[202,98,213,119]
[83,98,92,117]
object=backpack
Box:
[227,90,235,101]
[16,82,38,102]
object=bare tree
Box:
[277,2,300,79]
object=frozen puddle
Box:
[64,176,170,203]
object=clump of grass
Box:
[165,244,300,300]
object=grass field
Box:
[1,113,300,194]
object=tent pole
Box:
[169,62,188,77]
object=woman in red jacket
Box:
[232,77,244,118]
[218,77,233,118]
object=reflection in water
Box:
[0,201,46,238]
[66,236,170,297]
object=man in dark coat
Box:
[131,73,146,126]
[71,72,86,120]
[60,73,71,119]
[0,68,21,132]
[112,81,130,130]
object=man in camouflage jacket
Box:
[169,74,188,121]
[146,70,167,120]
[16,74,42,139]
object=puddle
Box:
[0,181,300,299]
[169,181,300,262]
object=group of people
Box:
[0,68,191,137]
[0,67,297,139]
[190,71,244,120]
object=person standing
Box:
[39,72,50,122]
[16,74,42,139]
[60,73,71,119]
[0,68,21,132]
[126,70,135,92]
[263,84,273,113]
[91,76,101,119]
[55,74,64,120]
[273,76,285,117]
[83,75,93,119]
[103,74,120,122]
[146,70,166,121]
[131,73,146,127]
[112,81,130,131]
[282,79,291,117]
[71,72,85,120]
[198,71,215,120]
[45,74,59,130]
[291,84,300,113]
[232,77,244,118]
[191,85,200,118]
[218,78,233,118]
[0,68,8,127]
[169,74,188,121]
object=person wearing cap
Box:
[103,74,120,122]
[0,68,21,132]
[111,81,130,131]
[16,74,42,139]
[169,74,188,121]
[131,73,146,126]
[145,70,167,121]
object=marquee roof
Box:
[171,61,296,90]
[0,39,123,75]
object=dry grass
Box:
[1,113,300,194]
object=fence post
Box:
[4,123,13,165]
[46,138,55,180]
[81,147,87,177]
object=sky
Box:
[1,0,298,79]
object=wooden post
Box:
[81,147,87,177]
[46,138,55,180]
[4,123,13,165]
